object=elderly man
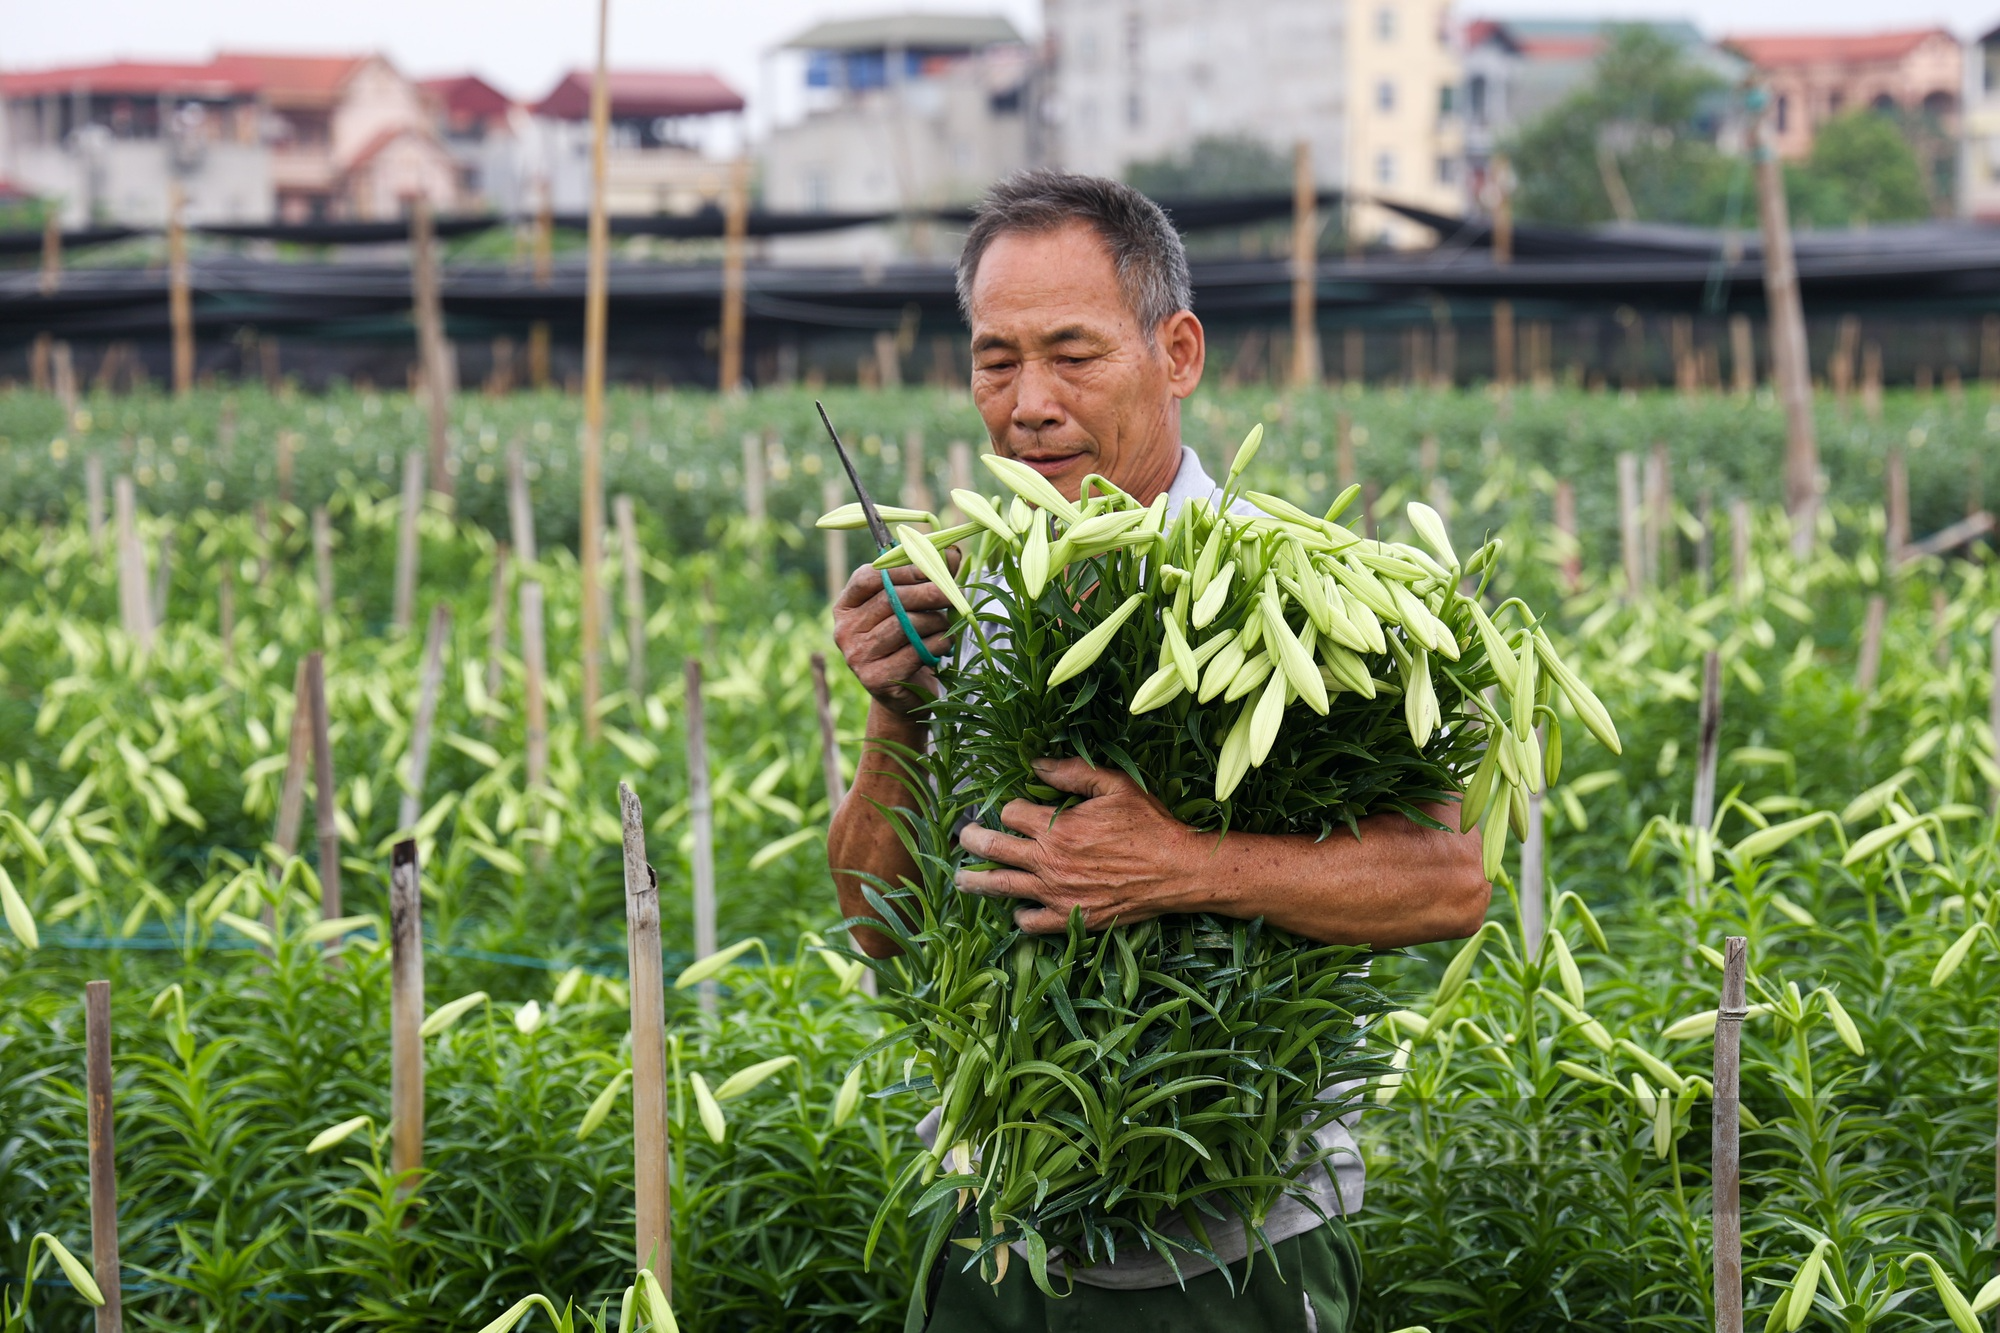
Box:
[828,172,1489,1332]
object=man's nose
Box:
[1011,357,1066,432]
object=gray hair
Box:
[954,170,1193,340]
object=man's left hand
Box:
[956,757,1200,933]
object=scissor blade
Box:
[815,399,894,551]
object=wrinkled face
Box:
[967,222,1204,505]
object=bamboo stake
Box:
[616,495,645,700]
[52,340,77,415]
[719,156,749,393]
[114,476,144,645]
[393,451,423,633]
[410,198,454,498]
[1554,480,1580,594]
[218,566,236,672]
[1730,500,1751,605]
[1344,328,1364,386]
[1886,445,1910,561]
[901,428,932,513]
[1857,594,1888,698]
[822,476,848,604]
[1617,452,1643,600]
[389,840,425,1187]
[578,0,613,742]
[1862,341,1883,421]
[484,544,509,731]
[1753,98,1818,552]
[305,651,341,926]
[1289,140,1320,388]
[508,443,538,563]
[85,455,105,551]
[273,658,311,890]
[522,581,548,791]
[1642,445,1668,588]
[684,661,718,1013]
[313,506,334,620]
[742,431,767,526]
[1713,936,1748,1333]
[1692,650,1722,834]
[276,430,296,507]
[84,979,123,1333]
[1730,315,1754,397]
[620,782,672,1283]
[400,606,452,830]
[168,185,193,396]
[41,209,62,295]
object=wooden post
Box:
[400,606,452,830]
[1713,936,1748,1333]
[1492,153,1514,389]
[85,455,105,551]
[84,980,123,1333]
[53,340,78,415]
[578,0,613,743]
[901,428,932,513]
[1344,328,1365,386]
[1554,479,1580,594]
[306,651,341,924]
[218,566,235,672]
[114,476,153,651]
[1643,445,1669,588]
[1731,500,1751,604]
[1289,140,1320,388]
[168,185,193,396]
[1830,315,1859,407]
[1672,315,1697,396]
[313,507,334,620]
[410,198,454,499]
[522,582,549,791]
[392,451,423,634]
[741,431,767,527]
[507,443,538,563]
[1862,341,1883,421]
[1886,445,1910,561]
[1730,314,1755,397]
[616,495,645,700]
[484,544,509,730]
[823,476,848,604]
[719,157,750,393]
[1753,97,1819,550]
[1692,650,1722,833]
[41,209,63,295]
[389,840,425,1187]
[683,661,718,1013]
[1857,594,1887,697]
[620,783,672,1283]
[1618,452,1644,600]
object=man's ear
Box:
[1160,310,1205,400]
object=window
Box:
[1376,150,1396,185]
[1377,79,1395,113]
[1469,73,1487,122]
[1439,84,1455,116]
[1437,156,1457,185]
[1376,6,1395,40]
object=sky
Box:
[1,0,1988,136]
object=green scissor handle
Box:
[879,565,942,669]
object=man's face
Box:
[967,222,1203,504]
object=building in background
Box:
[525,69,745,216]
[758,13,1036,263]
[420,74,517,211]
[1041,0,1461,248]
[1723,30,1961,160]
[1459,19,1745,202]
[0,51,464,224]
[1963,25,2000,218]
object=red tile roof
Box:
[534,69,744,120]
[1724,29,1953,67]
[0,52,371,104]
[421,74,515,126]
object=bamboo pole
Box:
[1289,140,1319,388]
[168,185,193,396]
[313,506,334,620]
[484,543,509,732]
[614,495,646,701]
[522,582,548,791]
[1492,153,1514,390]
[400,606,453,830]
[392,451,423,633]
[901,428,932,513]
[41,209,62,295]
[1692,650,1722,833]
[410,198,454,499]
[306,651,341,924]
[684,660,718,1013]
[508,443,538,564]
[1857,594,1887,697]
[1713,936,1748,1333]
[742,431,767,526]
[1730,500,1751,604]
[1642,446,1668,588]
[719,157,750,393]
[85,455,105,551]
[1886,445,1910,561]
[530,182,552,392]
[1617,452,1643,600]
[273,657,311,888]
[620,782,672,1283]
[1554,479,1580,594]
[1831,314,1859,406]
[276,429,296,507]
[1753,96,1819,550]
[389,840,425,1187]
[1344,328,1364,386]
[218,566,236,672]
[578,0,613,742]
[823,476,848,605]
[84,979,123,1333]
[52,340,77,415]
[1730,315,1754,397]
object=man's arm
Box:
[956,757,1490,949]
[825,561,958,959]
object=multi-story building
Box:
[0,51,465,225]
[420,74,518,211]
[1041,0,1463,248]
[1723,30,1961,160]
[1963,25,2000,218]
[525,70,746,216]
[759,12,1037,262]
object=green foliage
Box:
[1787,111,1934,228]
[1125,136,1294,199]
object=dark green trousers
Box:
[907,1221,1360,1333]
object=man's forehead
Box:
[969,224,1134,338]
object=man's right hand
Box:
[831,554,961,716]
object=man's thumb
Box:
[1031,756,1121,798]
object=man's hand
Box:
[831,552,962,716]
[956,758,1199,933]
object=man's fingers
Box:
[957,867,1043,898]
[959,823,1040,869]
[1030,756,1131,800]
[998,799,1059,837]
[1013,906,1073,934]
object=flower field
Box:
[2,383,1999,1331]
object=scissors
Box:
[815,400,943,670]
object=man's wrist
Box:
[1165,827,1261,917]
[865,699,930,745]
